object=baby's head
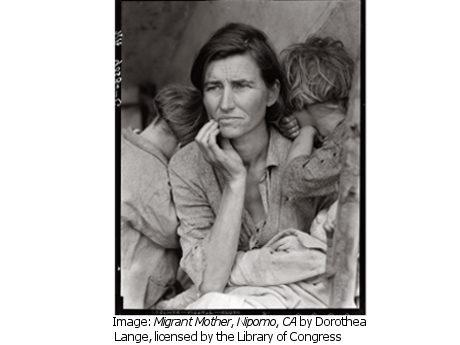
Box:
[281,37,355,113]
[151,84,206,148]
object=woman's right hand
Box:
[195,120,247,183]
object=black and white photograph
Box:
[116,0,364,314]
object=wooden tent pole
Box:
[327,58,361,308]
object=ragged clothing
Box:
[162,121,358,309]
[229,229,327,286]
[121,128,181,309]
[159,229,330,309]
[282,120,346,199]
[169,127,334,290]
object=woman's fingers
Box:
[268,236,289,251]
[196,120,246,181]
[207,126,223,159]
[277,243,289,252]
[270,236,300,252]
[196,120,219,162]
[277,241,292,252]
[196,120,218,143]
[196,121,218,144]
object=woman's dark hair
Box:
[190,22,287,125]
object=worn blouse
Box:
[169,127,334,289]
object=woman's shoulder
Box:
[169,141,209,177]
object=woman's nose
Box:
[219,87,235,112]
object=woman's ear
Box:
[267,79,280,107]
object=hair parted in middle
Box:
[281,36,355,112]
[152,84,206,147]
[190,22,287,125]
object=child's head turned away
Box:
[151,84,206,147]
[281,37,355,113]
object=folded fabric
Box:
[229,228,327,286]
[160,229,330,309]
[155,285,201,310]
[186,281,328,309]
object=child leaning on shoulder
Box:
[279,36,355,243]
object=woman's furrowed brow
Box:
[231,78,255,84]
[203,80,221,87]
[205,78,255,86]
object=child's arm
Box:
[286,125,317,163]
[282,120,343,199]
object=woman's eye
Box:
[235,83,248,89]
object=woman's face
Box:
[202,54,279,140]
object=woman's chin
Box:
[219,127,243,139]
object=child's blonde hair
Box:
[281,37,355,112]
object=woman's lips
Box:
[218,117,243,125]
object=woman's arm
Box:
[193,120,247,293]
[200,177,246,293]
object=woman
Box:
[169,23,334,300]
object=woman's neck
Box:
[308,103,346,137]
[230,122,269,168]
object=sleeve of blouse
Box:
[282,141,342,199]
[168,153,216,290]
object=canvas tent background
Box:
[120,0,361,129]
